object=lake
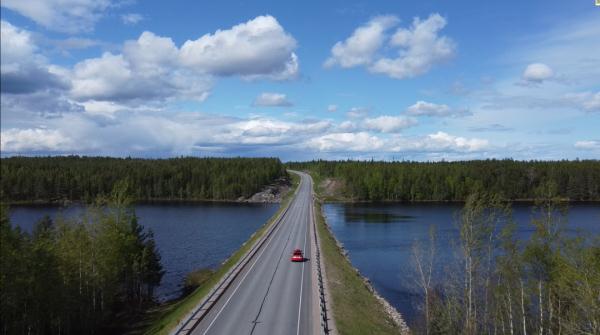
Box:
[9,202,278,301]
[323,202,600,326]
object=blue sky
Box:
[1,0,599,161]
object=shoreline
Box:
[318,201,410,333]
[7,198,600,206]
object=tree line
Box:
[0,181,164,334]
[288,159,600,201]
[411,183,600,334]
[1,156,287,202]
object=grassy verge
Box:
[144,173,300,335]
[305,168,402,335]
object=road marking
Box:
[249,210,296,334]
[296,193,309,335]
[201,195,297,335]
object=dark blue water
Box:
[323,202,600,326]
[9,202,278,301]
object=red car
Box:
[291,249,304,262]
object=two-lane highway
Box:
[190,171,315,335]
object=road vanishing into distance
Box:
[190,171,316,335]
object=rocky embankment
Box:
[242,177,291,203]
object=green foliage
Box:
[413,191,600,335]
[0,184,165,334]
[1,156,287,202]
[288,159,600,201]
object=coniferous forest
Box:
[1,156,287,203]
[0,181,164,334]
[287,159,600,201]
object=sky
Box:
[1,0,599,161]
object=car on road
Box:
[291,249,304,262]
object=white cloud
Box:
[564,91,600,113]
[1,128,75,152]
[2,16,299,104]
[325,13,455,79]
[1,20,70,94]
[363,115,417,133]
[69,50,210,102]
[337,120,357,132]
[522,63,554,83]
[121,13,143,25]
[0,20,37,66]
[1,0,111,33]
[180,15,298,80]
[327,104,338,112]
[308,132,385,152]
[324,15,399,68]
[406,100,471,117]
[574,140,600,150]
[252,93,293,107]
[347,107,369,118]
[389,132,489,153]
[123,31,180,72]
[369,14,455,79]
[425,132,489,152]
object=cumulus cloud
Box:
[121,13,143,25]
[388,132,489,153]
[1,0,112,33]
[370,14,455,79]
[1,21,69,94]
[2,16,299,104]
[70,50,210,102]
[363,116,417,133]
[68,15,300,102]
[307,130,488,154]
[325,13,455,79]
[324,15,399,68]
[327,104,338,112]
[252,93,293,107]
[521,63,554,83]
[1,128,76,152]
[424,132,489,152]
[574,140,599,150]
[406,100,471,117]
[308,132,385,152]
[180,15,298,80]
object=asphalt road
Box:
[191,171,315,335]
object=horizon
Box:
[2,155,599,164]
[1,1,599,161]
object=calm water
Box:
[9,202,278,301]
[323,202,600,326]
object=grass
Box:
[144,172,300,335]
[308,170,403,335]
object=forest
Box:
[0,181,164,334]
[1,156,287,203]
[288,159,600,201]
[409,183,600,335]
